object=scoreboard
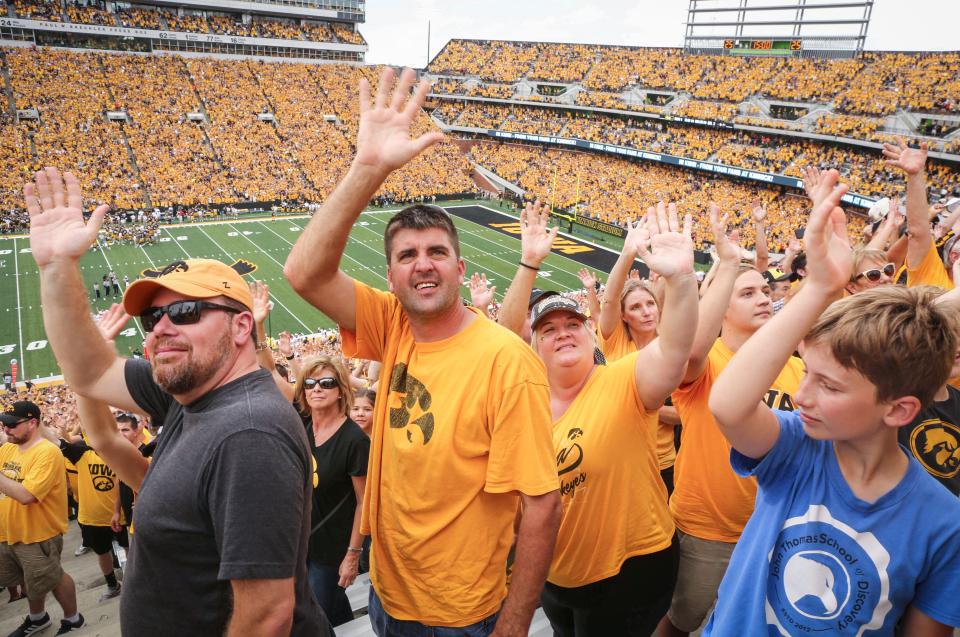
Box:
[723,39,802,55]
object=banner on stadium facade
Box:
[0,17,365,51]
[567,214,627,238]
[484,129,877,209]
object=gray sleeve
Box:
[205,429,306,581]
[124,358,172,426]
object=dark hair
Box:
[383,204,460,263]
[354,388,376,404]
[791,252,807,275]
[116,412,141,428]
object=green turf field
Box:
[0,202,602,382]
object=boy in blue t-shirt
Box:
[706,169,960,636]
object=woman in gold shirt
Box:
[500,200,700,636]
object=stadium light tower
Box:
[684,0,874,59]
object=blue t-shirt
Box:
[704,410,960,636]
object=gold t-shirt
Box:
[670,338,803,542]
[549,352,674,588]
[0,440,68,544]
[907,243,953,290]
[341,282,558,626]
[600,322,676,470]
[64,446,120,527]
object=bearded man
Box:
[25,168,332,637]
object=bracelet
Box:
[255,342,268,352]
[519,261,540,272]
[346,546,363,553]
[285,354,295,360]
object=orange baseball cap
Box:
[123,259,253,316]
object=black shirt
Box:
[303,415,369,566]
[122,358,331,637]
[899,384,960,495]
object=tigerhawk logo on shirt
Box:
[908,419,960,478]
[388,363,435,445]
[557,428,587,498]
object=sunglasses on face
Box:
[854,262,896,283]
[139,300,241,332]
[1,418,30,429]
[304,377,338,390]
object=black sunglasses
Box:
[854,262,896,283]
[304,377,338,390]
[139,300,242,332]
[1,418,31,429]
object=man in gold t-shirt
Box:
[286,68,561,636]
[0,401,84,635]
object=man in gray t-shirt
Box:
[25,168,330,637]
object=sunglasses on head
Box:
[854,262,896,283]
[139,300,242,332]
[304,377,338,390]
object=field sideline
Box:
[0,202,619,382]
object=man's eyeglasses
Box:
[1,418,31,429]
[139,300,242,332]
[853,262,896,283]
[304,377,338,390]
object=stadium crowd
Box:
[4,66,960,637]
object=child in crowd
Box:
[706,171,960,635]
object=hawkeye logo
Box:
[140,259,258,278]
[557,427,587,498]
[908,419,960,478]
[489,223,593,255]
[765,505,891,636]
[90,463,116,492]
[388,363,435,445]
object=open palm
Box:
[638,201,694,279]
[25,168,109,268]
[354,67,444,175]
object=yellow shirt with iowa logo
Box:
[341,282,558,627]
[60,442,120,527]
[549,351,674,588]
[670,338,803,542]
[0,440,68,544]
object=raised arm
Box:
[26,168,137,410]
[633,205,699,410]
[751,199,770,272]
[249,281,294,402]
[865,198,903,251]
[577,268,602,321]
[683,204,743,384]
[284,68,443,330]
[82,304,149,489]
[709,170,851,459]
[599,209,651,339]
[468,272,496,318]
[883,140,930,268]
[498,200,557,336]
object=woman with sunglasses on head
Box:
[292,356,369,627]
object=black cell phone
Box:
[794,228,805,239]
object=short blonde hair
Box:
[849,247,888,282]
[293,355,354,418]
[804,286,959,407]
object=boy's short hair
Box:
[383,204,461,263]
[804,285,959,407]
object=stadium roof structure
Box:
[684,0,874,58]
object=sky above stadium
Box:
[363,0,956,69]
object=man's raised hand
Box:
[882,138,928,176]
[24,167,109,268]
[708,203,741,265]
[353,67,444,176]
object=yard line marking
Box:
[194,225,313,333]
[12,238,26,378]
[97,240,146,340]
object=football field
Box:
[0,202,620,382]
